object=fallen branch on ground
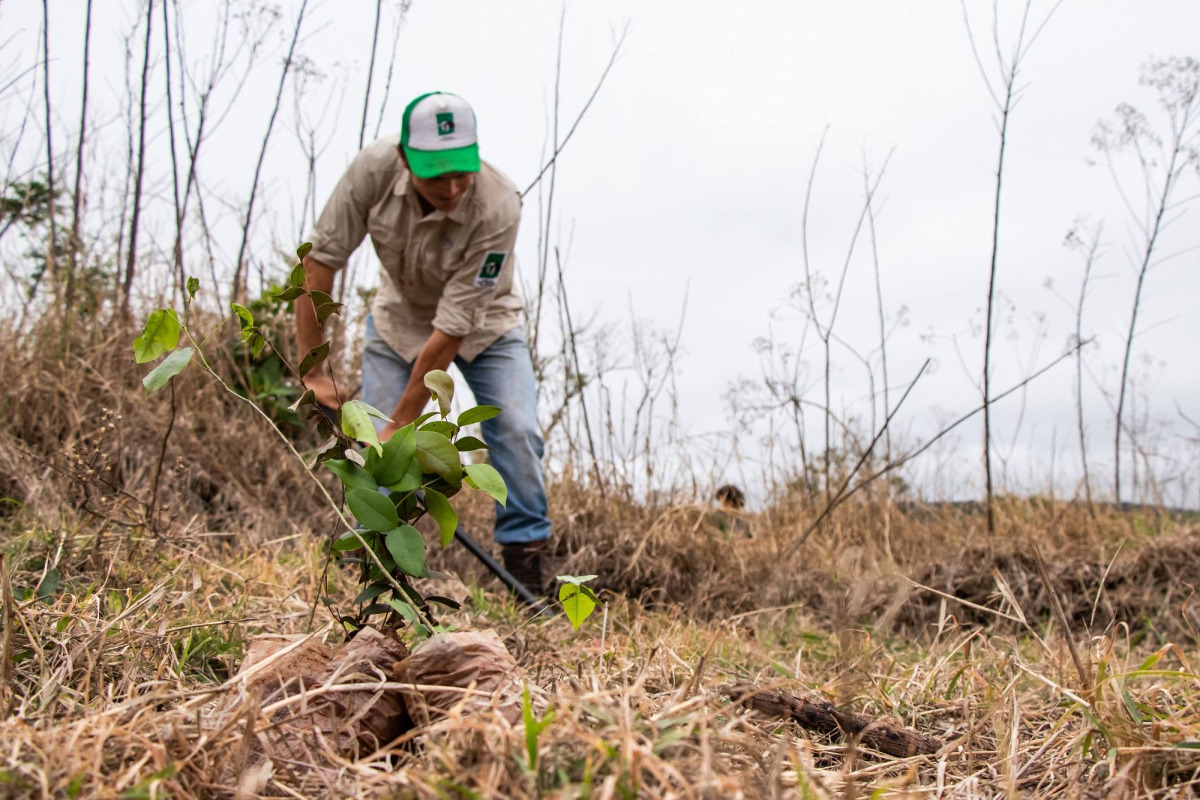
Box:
[723,683,943,757]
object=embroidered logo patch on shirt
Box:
[474,252,506,288]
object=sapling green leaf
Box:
[296,241,313,260]
[413,411,439,428]
[415,431,463,483]
[367,425,416,487]
[249,332,268,358]
[457,405,502,426]
[231,303,254,333]
[361,403,392,421]
[385,525,427,577]
[353,581,391,604]
[464,463,507,507]
[423,488,458,547]
[273,285,306,302]
[346,486,399,531]
[454,436,489,452]
[340,400,384,454]
[133,309,180,363]
[331,530,365,551]
[186,276,199,299]
[298,341,330,377]
[424,369,454,418]
[324,459,378,491]
[309,290,343,322]
[288,389,315,412]
[143,347,193,394]
[288,261,307,288]
[420,420,458,437]
[392,457,423,493]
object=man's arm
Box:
[295,256,342,408]
[380,328,464,439]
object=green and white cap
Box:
[400,92,481,179]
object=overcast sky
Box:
[4,1,1199,504]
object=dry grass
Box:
[1,323,1199,798]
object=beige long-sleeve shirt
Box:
[309,138,524,362]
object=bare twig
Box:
[783,359,929,559]
[65,0,94,319]
[521,20,628,199]
[40,0,59,305]
[121,0,154,320]
[358,0,383,150]
[232,0,309,302]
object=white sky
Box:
[3,0,1199,504]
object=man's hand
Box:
[303,372,342,410]
[384,329,464,436]
[294,256,340,413]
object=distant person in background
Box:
[713,483,752,537]
[294,92,553,594]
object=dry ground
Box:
[0,324,1198,798]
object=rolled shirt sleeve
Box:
[308,144,394,270]
[432,192,521,339]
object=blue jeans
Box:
[360,316,551,546]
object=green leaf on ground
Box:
[457,405,502,427]
[133,309,180,363]
[143,347,193,394]
[386,525,427,576]
[464,463,507,507]
[424,370,454,418]
[346,486,399,531]
[415,430,462,484]
[324,459,378,491]
[36,568,61,600]
[423,488,458,547]
[298,341,330,377]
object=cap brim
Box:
[404,144,480,179]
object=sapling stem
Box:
[179,325,438,633]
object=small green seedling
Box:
[556,575,600,630]
[522,684,554,772]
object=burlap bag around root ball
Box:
[397,630,525,726]
[221,626,412,772]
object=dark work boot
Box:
[501,540,548,597]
